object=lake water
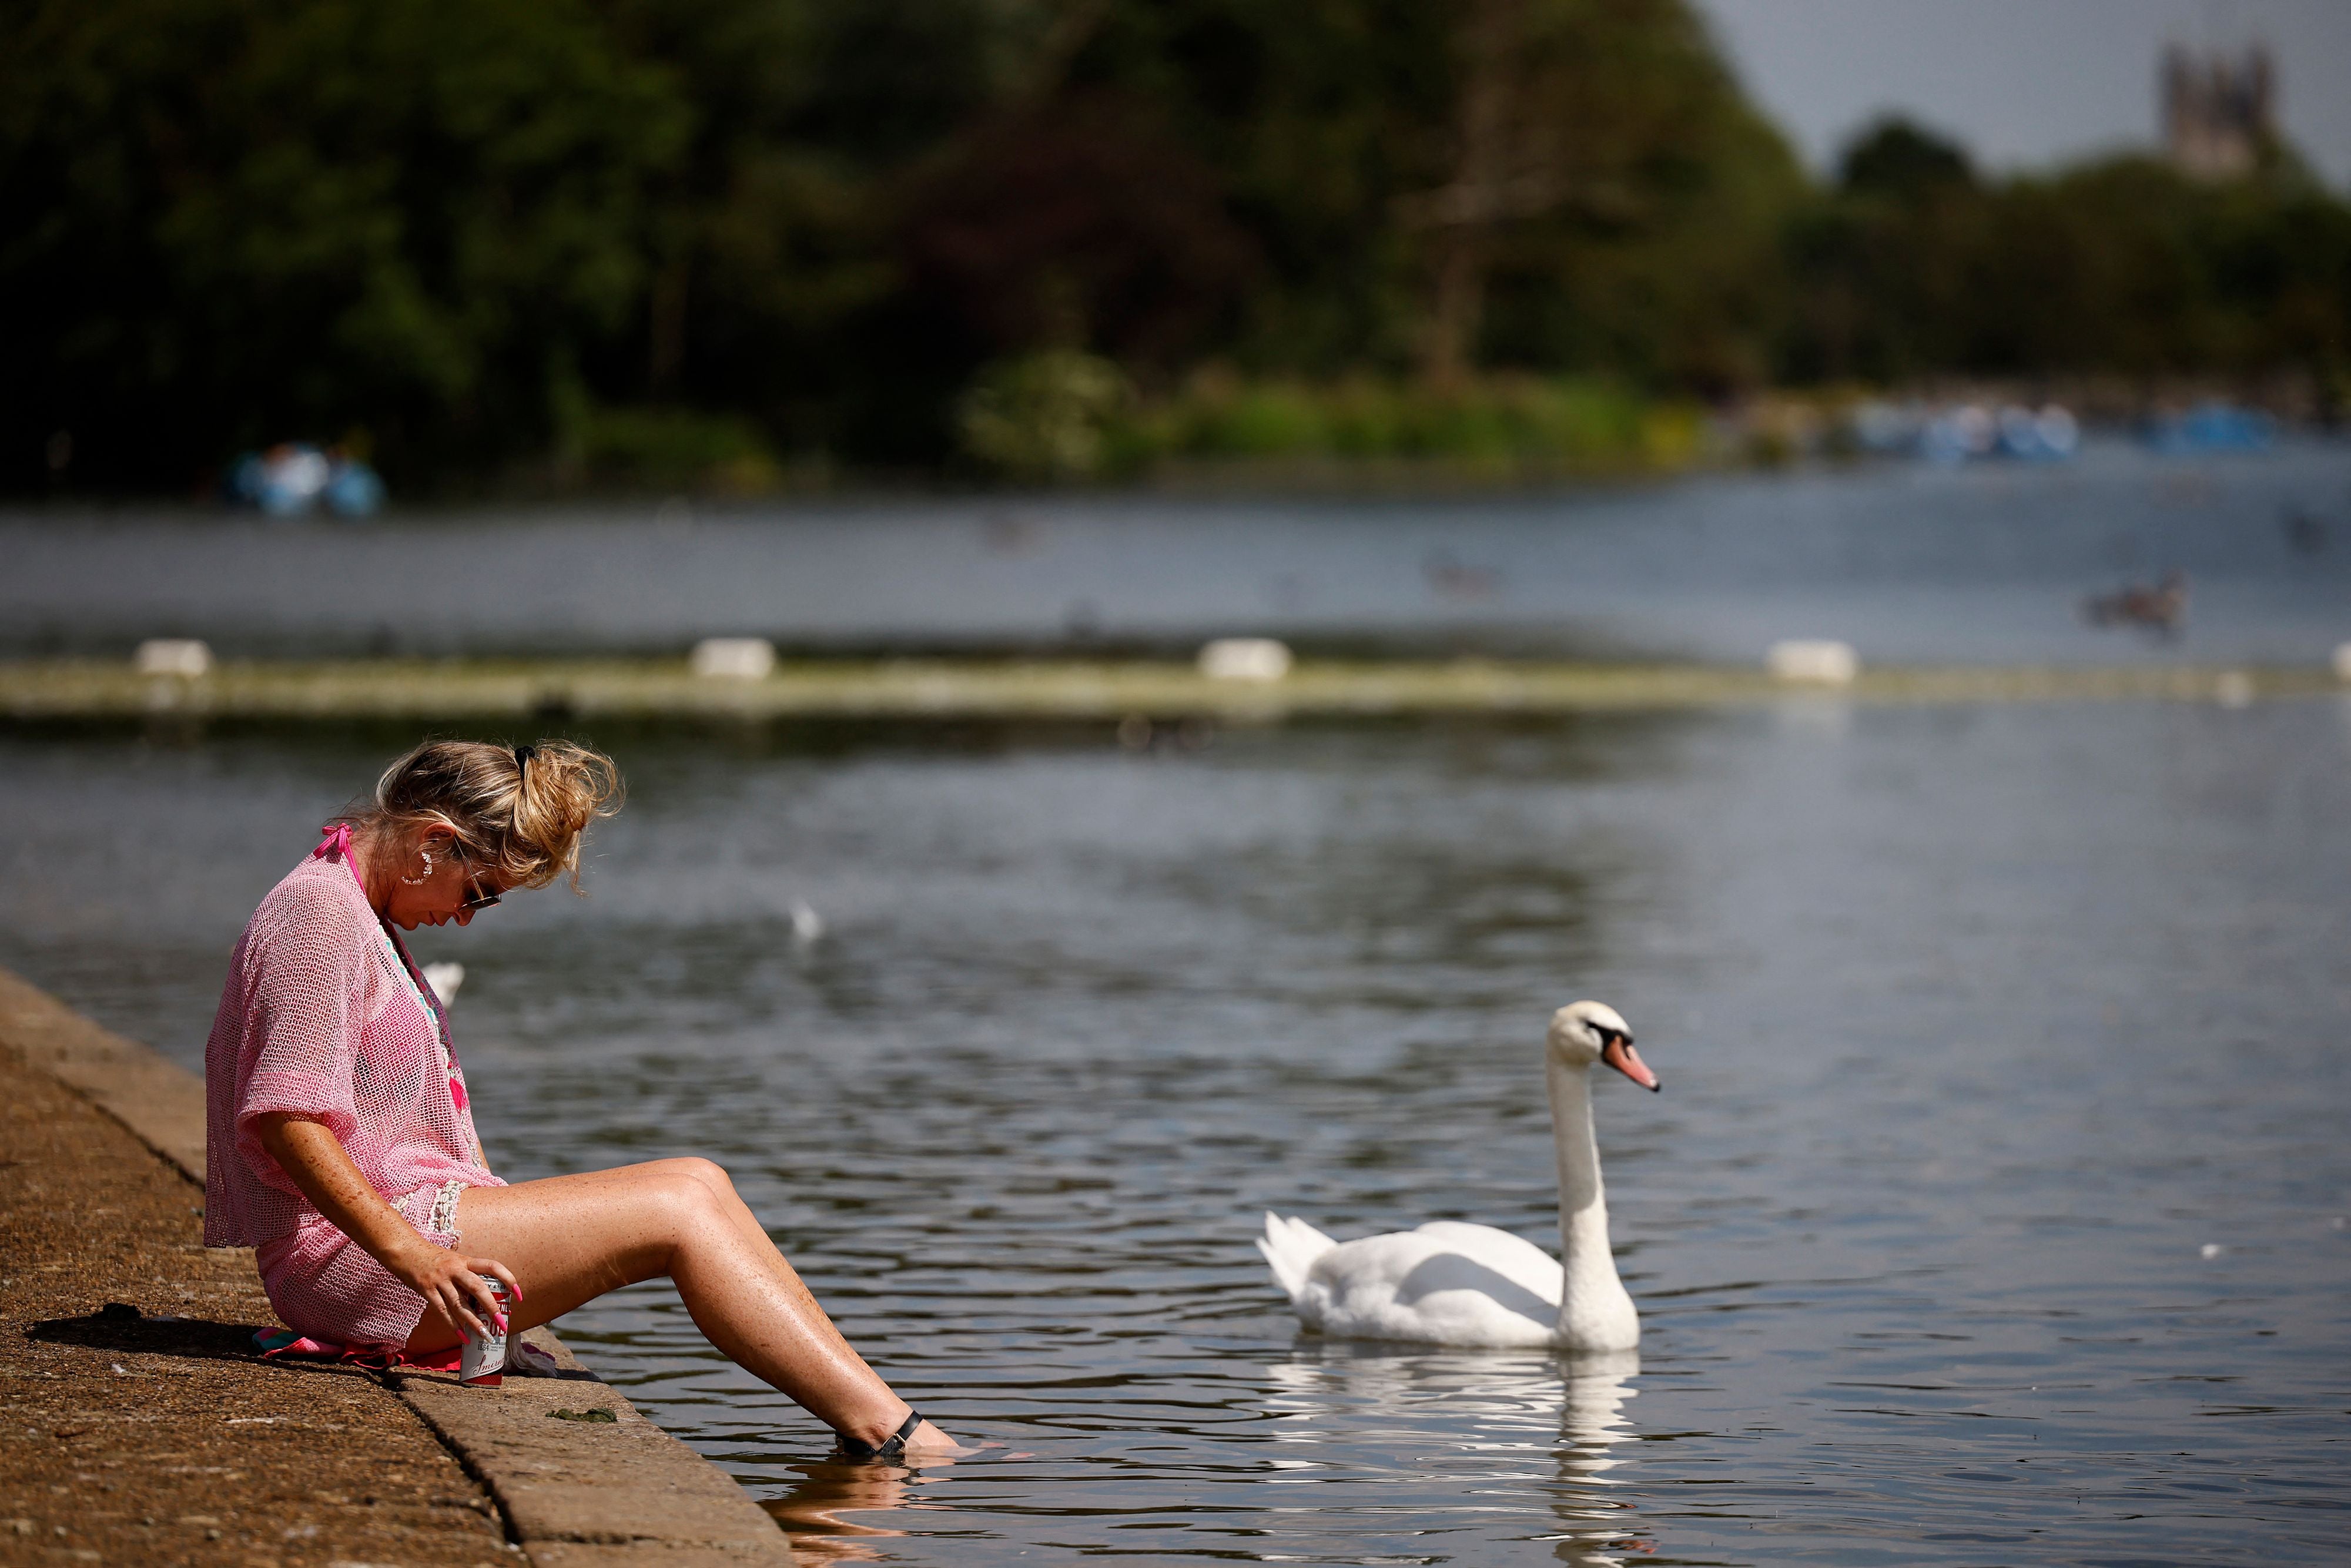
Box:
[5,695,2347,1566]
[7,440,2351,665]
[6,451,2350,1564]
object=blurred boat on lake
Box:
[2145,400,2276,455]
[226,443,384,517]
[1850,400,2079,464]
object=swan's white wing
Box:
[1299,1223,1562,1348]
[1409,1221,1565,1302]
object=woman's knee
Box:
[659,1156,738,1204]
[642,1158,737,1227]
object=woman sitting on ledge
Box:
[202,738,955,1459]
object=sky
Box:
[1689,0,2351,189]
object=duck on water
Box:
[1258,1001,1659,1352]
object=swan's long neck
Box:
[1545,1050,1628,1339]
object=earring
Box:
[399,849,435,886]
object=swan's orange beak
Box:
[1603,1036,1660,1092]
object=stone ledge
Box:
[0,967,209,1183]
[0,963,793,1564]
[400,1331,791,1560]
[527,1547,804,1567]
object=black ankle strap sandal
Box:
[835,1409,922,1460]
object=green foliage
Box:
[569,406,782,492]
[1454,0,1807,392]
[1110,372,1700,478]
[1839,118,1974,199]
[6,3,2349,494]
[956,351,1133,481]
[1,0,686,488]
[1783,117,2351,386]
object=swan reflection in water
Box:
[760,1454,949,1565]
[1264,1343,1650,1564]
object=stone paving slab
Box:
[1,964,793,1566]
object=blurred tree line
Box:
[1786,120,2351,396]
[3,0,2345,494]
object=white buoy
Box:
[421,961,465,1003]
[689,637,776,679]
[2214,671,2253,708]
[1198,638,1292,682]
[2332,643,2351,682]
[135,639,212,678]
[789,900,825,944]
[1766,639,1858,686]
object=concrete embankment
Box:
[1,656,2337,723]
[0,967,794,1566]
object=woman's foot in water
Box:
[903,1418,972,1457]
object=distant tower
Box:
[2162,43,2275,179]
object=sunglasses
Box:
[452,849,502,912]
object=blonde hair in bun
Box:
[349,738,624,891]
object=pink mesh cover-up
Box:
[203,829,503,1346]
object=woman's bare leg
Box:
[402,1158,952,1452]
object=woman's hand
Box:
[253,1115,525,1342]
[390,1242,523,1342]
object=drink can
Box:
[458,1274,510,1387]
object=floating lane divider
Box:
[0,656,2340,722]
[0,967,795,1566]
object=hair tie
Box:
[514,744,537,769]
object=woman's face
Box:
[381,827,507,931]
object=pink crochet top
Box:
[203,827,501,1248]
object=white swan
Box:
[1258,1001,1659,1351]
[421,961,465,1004]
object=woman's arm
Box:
[252,1111,519,1341]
